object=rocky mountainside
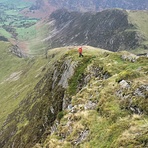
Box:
[44,9,148,53]
[47,0,148,11]
[1,0,147,21]
[0,41,147,148]
[20,0,148,19]
[27,0,148,13]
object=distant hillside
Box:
[19,0,148,19]
[0,42,147,147]
[0,0,39,54]
[0,0,148,55]
[21,0,56,18]
[44,9,148,54]
[47,0,148,11]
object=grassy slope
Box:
[0,41,51,127]
[128,11,148,40]
[128,10,148,53]
[14,20,50,55]
[0,44,148,147]
[0,43,73,129]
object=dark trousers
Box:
[79,53,83,57]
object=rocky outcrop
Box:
[9,45,27,58]
[116,80,148,114]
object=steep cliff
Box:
[0,44,147,148]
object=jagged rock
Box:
[121,52,138,62]
[84,101,97,110]
[129,106,142,114]
[71,106,77,113]
[50,106,54,114]
[116,84,148,115]
[81,65,111,90]
[137,67,142,71]
[116,89,130,99]
[52,68,58,89]
[50,120,59,134]
[137,53,148,57]
[58,59,78,88]
[9,45,27,58]
[62,94,71,110]
[74,129,89,145]
[67,104,73,110]
[134,85,148,97]
[119,80,130,88]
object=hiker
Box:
[78,46,83,57]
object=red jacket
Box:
[78,47,82,53]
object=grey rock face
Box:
[134,85,148,97]
[9,45,27,58]
[52,59,78,89]
[58,59,78,88]
[84,101,97,110]
[119,80,130,89]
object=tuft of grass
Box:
[57,111,67,121]
[116,70,140,82]
[68,56,92,95]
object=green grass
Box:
[16,26,37,41]
[0,28,12,38]
[5,10,19,16]
[128,11,148,38]
[68,56,92,95]
[41,46,148,148]
[0,0,38,44]
[85,114,129,148]
[27,23,50,54]
[0,42,25,82]
[128,11,148,53]
[0,45,72,129]
[0,45,148,147]
[13,21,49,55]
[0,41,50,127]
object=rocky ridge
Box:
[0,46,147,148]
